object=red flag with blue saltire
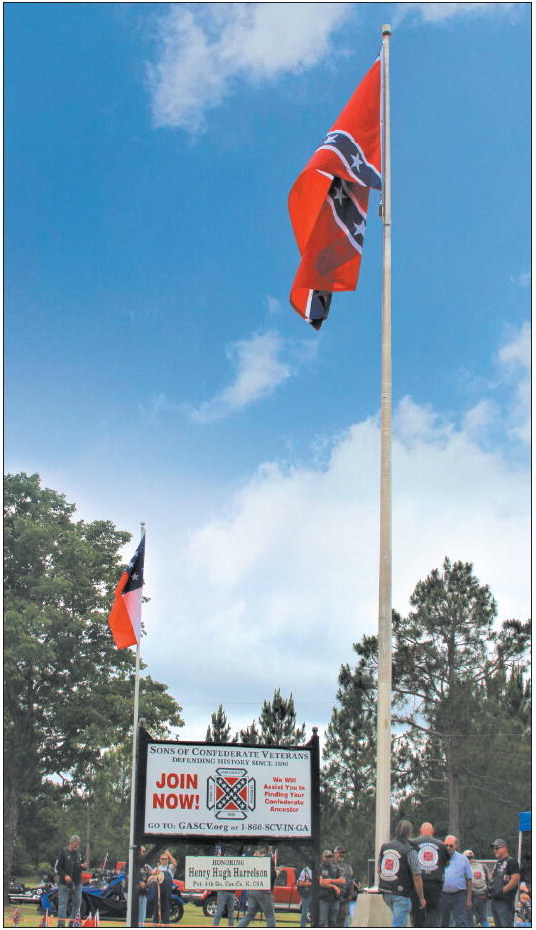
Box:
[11,908,21,927]
[288,55,382,328]
[108,535,145,649]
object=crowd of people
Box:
[378,819,530,928]
[52,828,530,929]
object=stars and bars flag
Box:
[288,55,382,328]
[108,535,145,649]
[11,908,21,927]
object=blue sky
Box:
[5,2,531,742]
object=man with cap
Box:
[463,849,491,927]
[333,846,354,927]
[410,822,449,927]
[378,819,426,928]
[489,838,520,927]
[318,849,345,927]
[439,836,472,927]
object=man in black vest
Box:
[378,820,426,927]
[410,822,450,927]
[56,834,88,928]
[489,838,520,928]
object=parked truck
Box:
[191,865,303,918]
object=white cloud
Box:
[142,378,530,740]
[496,321,531,444]
[185,330,317,422]
[147,3,351,133]
[393,3,519,25]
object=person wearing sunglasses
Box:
[489,839,520,928]
[439,836,472,927]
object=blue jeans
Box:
[299,896,311,927]
[237,891,276,927]
[471,895,490,927]
[382,893,412,927]
[318,897,339,927]
[139,892,148,926]
[214,890,236,926]
[491,897,515,927]
[440,890,469,927]
[57,882,83,925]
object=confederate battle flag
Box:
[107,535,145,649]
[288,56,382,328]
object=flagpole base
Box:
[351,891,392,927]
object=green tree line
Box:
[3,474,183,896]
[4,474,530,896]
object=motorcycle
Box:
[10,872,55,905]
[39,869,185,922]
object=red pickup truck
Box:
[191,865,303,918]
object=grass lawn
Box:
[4,902,303,928]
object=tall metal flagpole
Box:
[375,24,393,857]
[126,522,145,928]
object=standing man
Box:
[378,820,426,928]
[411,822,450,927]
[213,849,237,928]
[56,834,88,928]
[463,850,491,927]
[138,845,151,927]
[439,835,472,928]
[297,863,313,928]
[489,838,520,928]
[333,846,353,927]
[318,849,345,928]
[237,847,277,928]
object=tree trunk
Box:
[445,736,460,839]
[3,774,20,903]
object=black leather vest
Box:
[411,835,449,883]
[378,840,414,897]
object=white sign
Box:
[185,856,271,890]
[143,742,312,839]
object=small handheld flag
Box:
[38,913,49,927]
[11,908,21,927]
[289,55,382,328]
[108,535,145,649]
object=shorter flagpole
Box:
[126,522,145,928]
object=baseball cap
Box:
[334,846,346,853]
[490,839,507,848]
[463,850,474,858]
[322,849,333,857]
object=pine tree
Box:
[237,720,260,745]
[258,689,306,746]
[393,558,529,838]
[206,705,233,743]
[323,558,530,861]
